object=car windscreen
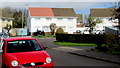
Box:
[7,40,42,53]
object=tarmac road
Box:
[46,48,119,66]
[38,38,119,67]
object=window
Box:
[58,26,65,28]
[8,19,11,22]
[42,26,50,32]
[57,18,63,20]
[2,18,5,22]
[68,18,73,20]
[35,18,41,20]
[46,18,51,20]
[37,18,41,19]
[7,40,42,53]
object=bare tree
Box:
[2,7,12,17]
[50,23,57,35]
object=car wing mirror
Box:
[43,46,48,50]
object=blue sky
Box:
[1,1,118,14]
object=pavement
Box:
[38,38,120,65]
[69,48,120,64]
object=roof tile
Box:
[90,8,114,17]
[29,7,54,17]
[29,7,76,17]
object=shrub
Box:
[56,28,64,34]
[104,34,119,53]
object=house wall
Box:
[94,17,118,30]
[0,19,2,33]
[2,19,12,28]
[28,17,77,34]
[0,18,13,33]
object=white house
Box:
[27,7,77,35]
[90,8,118,30]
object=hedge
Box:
[56,33,120,53]
[56,33,105,44]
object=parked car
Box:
[33,30,45,36]
[100,30,105,34]
[0,33,9,44]
[76,30,81,33]
[83,30,89,34]
[0,33,9,39]
[2,37,54,68]
[95,30,105,34]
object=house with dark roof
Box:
[90,8,118,30]
[27,7,77,35]
[76,14,84,27]
[90,8,114,17]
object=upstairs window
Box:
[35,18,41,20]
[46,18,51,20]
[8,19,11,22]
[2,18,5,22]
[57,18,63,20]
[68,18,73,20]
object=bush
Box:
[104,34,119,53]
[56,28,64,34]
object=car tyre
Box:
[2,65,7,68]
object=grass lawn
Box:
[54,41,96,46]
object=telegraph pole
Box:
[22,8,24,37]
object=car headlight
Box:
[11,60,18,66]
[46,57,52,63]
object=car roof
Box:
[4,37,35,41]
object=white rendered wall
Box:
[29,17,77,34]
[95,18,118,30]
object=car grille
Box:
[22,62,44,67]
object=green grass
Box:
[54,42,96,46]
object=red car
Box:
[2,37,54,68]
